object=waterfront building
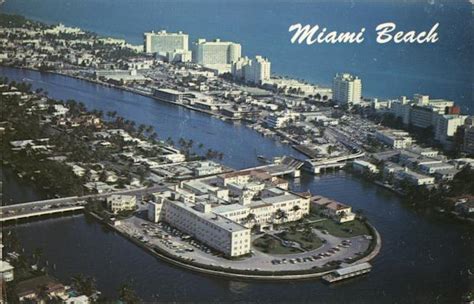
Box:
[144,30,191,62]
[419,162,455,174]
[375,129,413,149]
[232,55,271,84]
[153,88,187,103]
[388,94,463,148]
[311,195,356,223]
[148,169,310,256]
[148,193,251,257]
[231,56,250,79]
[94,69,148,85]
[191,39,241,65]
[395,168,435,186]
[390,97,412,124]
[433,114,467,145]
[398,152,443,170]
[352,160,379,174]
[332,73,362,105]
[410,105,435,129]
[15,275,67,302]
[106,195,137,214]
[264,111,299,129]
[261,78,332,98]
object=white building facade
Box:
[192,39,241,65]
[144,30,191,62]
[332,73,362,105]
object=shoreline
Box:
[87,211,382,281]
[4,65,471,226]
[1,65,317,159]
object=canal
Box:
[1,67,473,303]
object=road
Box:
[0,184,171,221]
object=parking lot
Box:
[116,216,371,272]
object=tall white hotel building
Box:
[332,73,362,105]
[232,55,271,84]
[191,39,241,65]
[144,30,191,62]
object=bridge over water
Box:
[0,185,168,223]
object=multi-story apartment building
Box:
[464,123,474,155]
[191,39,241,65]
[388,94,464,148]
[433,114,467,144]
[232,55,271,84]
[375,129,413,149]
[332,73,362,105]
[390,96,411,124]
[144,30,191,62]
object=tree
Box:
[274,209,288,223]
[118,281,141,304]
[244,213,256,225]
[292,205,301,214]
[71,274,97,297]
[35,284,50,302]
[32,247,43,265]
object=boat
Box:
[322,262,372,283]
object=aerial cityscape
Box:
[0,0,473,303]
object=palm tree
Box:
[72,274,97,297]
[35,284,50,302]
[32,247,43,265]
[292,205,301,214]
[274,209,288,223]
[118,282,140,304]
[166,137,174,146]
[244,213,256,225]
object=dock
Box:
[321,262,372,283]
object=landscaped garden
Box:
[305,213,371,238]
[252,234,301,255]
[276,229,323,251]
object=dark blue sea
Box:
[1,0,473,112]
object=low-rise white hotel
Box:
[148,169,311,257]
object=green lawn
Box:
[305,213,371,238]
[276,231,323,251]
[252,235,301,255]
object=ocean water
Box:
[1,0,472,112]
